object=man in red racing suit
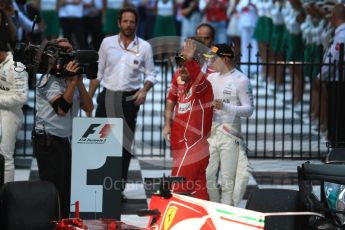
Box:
[164,40,213,200]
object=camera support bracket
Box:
[35,39,56,88]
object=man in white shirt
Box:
[88,8,156,201]
[320,3,345,147]
[205,43,254,206]
[320,3,345,82]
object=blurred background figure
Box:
[180,0,201,42]
[136,0,156,40]
[82,0,104,50]
[195,22,214,48]
[103,0,125,36]
[226,0,241,59]
[282,0,304,104]
[199,0,228,44]
[13,0,44,95]
[13,0,43,44]
[40,0,60,40]
[319,3,345,145]
[195,23,215,73]
[153,0,177,38]
[268,0,285,86]
[153,0,177,60]
[236,0,259,75]
[0,0,16,43]
[253,0,272,79]
[310,0,338,134]
[58,0,87,49]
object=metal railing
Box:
[15,45,344,160]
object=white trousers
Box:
[206,124,250,206]
[206,126,240,205]
[0,110,22,183]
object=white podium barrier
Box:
[71,118,123,219]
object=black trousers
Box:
[327,82,345,147]
[83,14,104,51]
[95,88,139,189]
[59,17,87,49]
[33,132,71,219]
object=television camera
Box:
[13,40,98,79]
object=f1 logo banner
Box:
[71,118,123,219]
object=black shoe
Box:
[22,104,34,111]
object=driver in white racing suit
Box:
[0,51,28,183]
[206,43,254,206]
[0,53,28,183]
[0,8,28,183]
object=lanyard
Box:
[118,36,140,57]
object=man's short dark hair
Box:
[185,36,203,44]
[118,7,139,24]
[195,23,215,40]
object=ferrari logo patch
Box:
[164,206,178,230]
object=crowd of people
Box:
[22,0,344,139]
[0,0,260,52]
[1,0,345,219]
[253,0,345,139]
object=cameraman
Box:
[0,8,28,183]
[32,38,93,218]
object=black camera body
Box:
[13,40,98,79]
